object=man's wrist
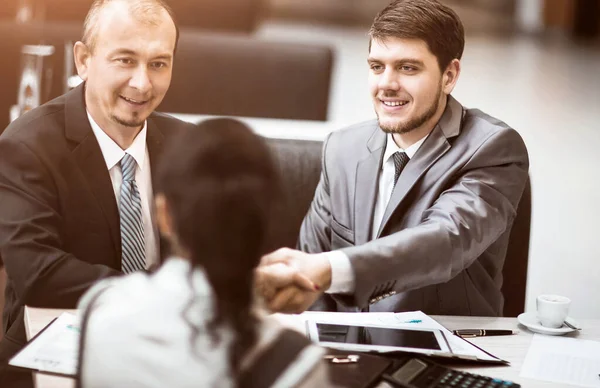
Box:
[314,253,332,291]
[322,250,354,294]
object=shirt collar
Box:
[87,111,147,171]
[382,133,429,168]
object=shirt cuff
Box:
[324,251,355,294]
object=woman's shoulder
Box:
[77,271,152,314]
[78,258,198,314]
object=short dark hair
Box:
[369,0,465,71]
[156,118,280,381]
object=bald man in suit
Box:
[0,1,193,386]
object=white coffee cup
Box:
[536,294,571,328]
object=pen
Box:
[452,329,517,338]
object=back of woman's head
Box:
[156,117,279,276]
[155,118,280,377]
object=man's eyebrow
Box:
[152,54,173,61]
[367,57,425,66]
[110,49,137,56]
[109,49,173,61]
[397,58,425,66]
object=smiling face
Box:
[74,2,176,135]
[368,37,458,136]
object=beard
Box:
[112,112,145,128]
[377,86,442,134]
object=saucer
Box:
[517,312,579,336]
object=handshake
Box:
[254,248,332,314]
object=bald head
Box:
[82,0,178,53]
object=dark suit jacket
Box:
[0,84,193,353]
[300,96,529,316]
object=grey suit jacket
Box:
[298,96,529,316]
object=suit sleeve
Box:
[341,128,529,308]
[297,133,334,254]
[0,138,120,309]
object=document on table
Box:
[276,310,504,363]
[9,312,79,377]
[521,334,600,387]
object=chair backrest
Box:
[159,31,334,121]
[501,177,532,317]
[262,137,323,253]
[0,266,5,341]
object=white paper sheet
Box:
[275,310,501,362]
[521,334,600,387]
[9,312,80,376]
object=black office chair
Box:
[501,177,532,317]
[0,256,5,342]
[159,30,334,121]
[262,137,323,253]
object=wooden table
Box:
[24,307,600,388]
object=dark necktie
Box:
[393,151,410,187]
[119,153,146,273]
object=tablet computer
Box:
[306,321,451,356]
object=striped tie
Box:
[393,151,410,187]
[119,153,145,273]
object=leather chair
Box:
[0,267,5,341]
[263,136,531,317]
[159,30,334,120]
[501,177,532,317]
[263,138,323,253]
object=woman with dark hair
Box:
[76,118,332,387]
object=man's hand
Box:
[255,262,316,301]
[257,248,332,314]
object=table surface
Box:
[24,306,600,388]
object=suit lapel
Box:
[65,84,121,260]
[354,126,386,246]
[377,96,464,237]
[146,116,165,180]
[146,116,166,259]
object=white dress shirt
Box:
[88,113,159,269]
[326,133,428,294]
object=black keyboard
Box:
[381,357,520,388]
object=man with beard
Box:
[0,1,194,386]
[257,0,529,317]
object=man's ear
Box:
[73,41,91,82]
[442,58,461,95]
[155,194,174,240]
